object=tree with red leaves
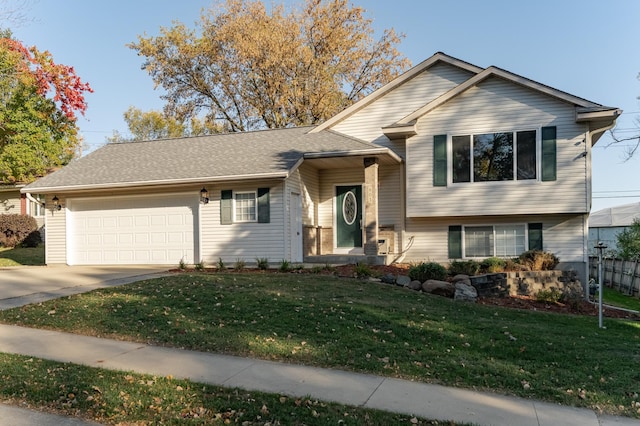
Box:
[0,30,93,183]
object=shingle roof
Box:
[24,127,389,192]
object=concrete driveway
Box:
[0,265,170,310]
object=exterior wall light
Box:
[52,195,62,211]
[200,187,209,204]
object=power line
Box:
[593,195,640,199]
[594,190,640,193]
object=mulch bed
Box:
[332,263,639,320]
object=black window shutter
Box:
[257,188,270,223]
[541,126,557,181]
[448,225,462,259]
[528,223,543,251]
[220,190,233,225]
[433,134,447,187]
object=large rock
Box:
[381,273,396,285]
[451,274,471,285]
[422,280,455,298]
[407,280,422,291]
[454,282,478,302]
[396,275,411,287]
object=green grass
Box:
[1,273,640,418]
[0,245,45,266]
[0,352,447,425]
[602,286,640,312]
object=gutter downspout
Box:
[584,120,618,296]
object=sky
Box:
[4,0,640,213]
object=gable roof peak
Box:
[311,51,483,133]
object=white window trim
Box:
[461,223,529,259]
[26,193,45,217]
[448,128,541,185]
[233,190,258,223]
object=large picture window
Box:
[452,130,537,183]
[463,224,527,258]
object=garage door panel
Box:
[135,233,149,244]
[68,195,197,265]
[151,233,166,244]
[135,216,149,227]
[103,217,117,228]
[118,216,133,228]
[151,216,166,226]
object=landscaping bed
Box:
[330,263,639,319]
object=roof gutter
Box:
[303,147,403,164]
[21,172,289,194]
[576,107,622,123]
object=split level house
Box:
[23,52,621,284]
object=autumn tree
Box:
[107,106,224,143]
[616,218,640,260]
[0,30,92,183]
[130,0,410,132]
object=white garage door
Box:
[68,194,197,265]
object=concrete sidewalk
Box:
[0,324,638,426]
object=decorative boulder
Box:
[396,275,411,287]
[451,274,472,285]
[454,282,478,302]
[422,280,455,298]
[381,273,396,285]
[407,280,422,291]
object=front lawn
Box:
[1,273,639,417]
[0,245,45,266]
[0,352,444,425]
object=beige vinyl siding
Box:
[404,213,586,264]
[287,163,320,226]
[45,194,67,264]
[0,190,21,214]
[200,182,286,264]
[378,164,404,253]
[318,168,364,228]
[407,77,589,217]
[333,63,474,151]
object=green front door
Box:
[336,185,362,248]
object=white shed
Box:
[588,202,640,255]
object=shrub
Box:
[256,257,269,270]
[178,258,186,270]
[448,260,480,276]
[535,288,563,303]
[195,260,205,271]
[503,257,525,272]
[216,257,226,271]
[408,262,447,282]
[0,214,37,248]
[279,259,291,272]
[480,257,506,273]
[21,230,41,248]
[353,262,374,278]
[519,250,559,271]
[234,258,246,271]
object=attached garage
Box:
[67,194,198,265]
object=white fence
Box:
[588,256,640,297]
